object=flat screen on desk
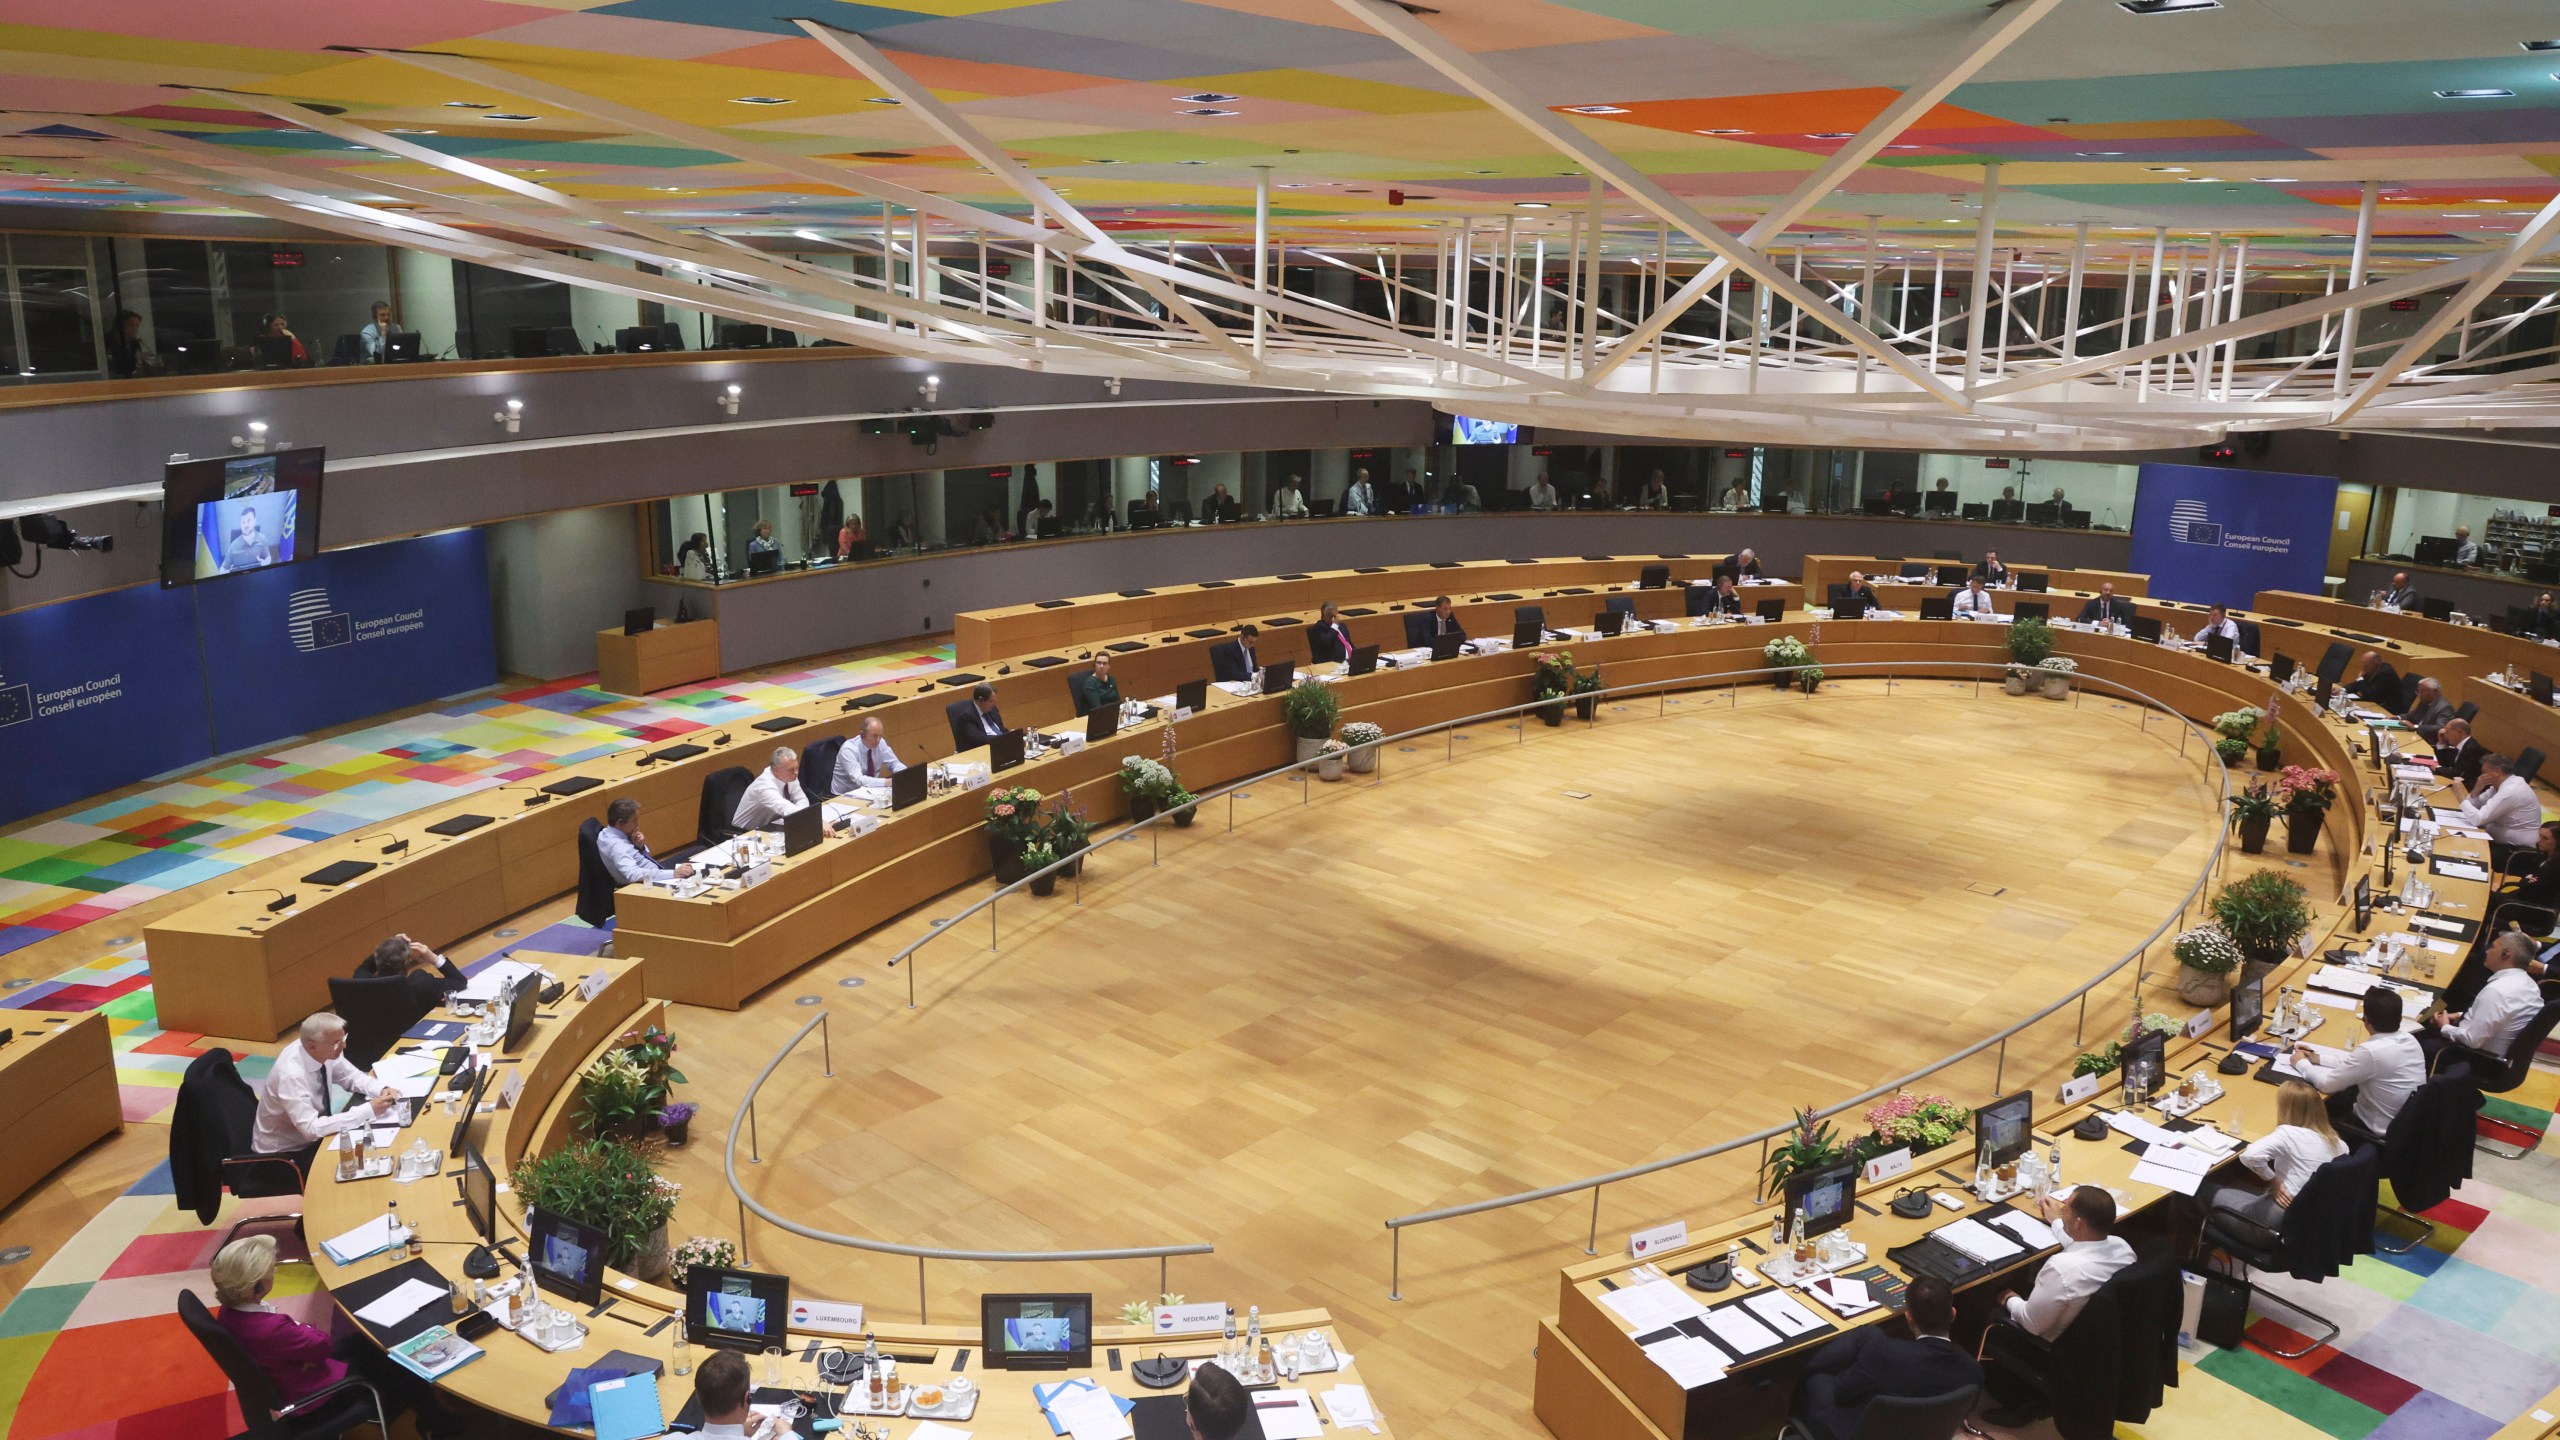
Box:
[2353,874,2372,935]
[1975,1089,2033,1168]
[449,1063,493,1158]
[2119,1028,2165,1102]
[2230,975,2264,1042]
[1175,678,1209,713]
[161,447,326,588]
[1785,1157,1858,1240]
[528,1210,606,1305]
[684,1265,790,1354]
[981,1293,1091,1370]
[458,1140,497,1246]
[503,969,542,1053]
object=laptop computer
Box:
[1430,634,1464,661]
[1175,678,1209,713]
[1257,660,1295,694]
[2016,572,2049,593]
[1755,598,1785,622]
[989,728,1026,773]
[302,859,377,887]
[1086,704,1120,742]
[2012,601,2049,622]
[1347,645,1380,676]
[889,763,927,812]
[1918,596,1954,621]
[781,803,822,858]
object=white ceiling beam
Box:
[1582,0,2061,385]
[1329,0,1969,413]
[2334,191,2560,424]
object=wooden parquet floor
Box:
[652,680,2228,1440]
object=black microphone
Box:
[228,886,299,913]
[351,833,412,857]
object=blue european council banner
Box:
[2128,464,2338,610]
[0,585,212,825]
[196,530,496,754]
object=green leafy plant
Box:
[1043,792,1092,853]
[2172,923,2243,977]
[2227,782,2282,828]
[1279,680,1340,740]
[619,1025,686,1110]
[2073,1045,2122,1078]
[513,1138,679,1270]
[669,1236,735,1288]
[2210,870,2313,965]
[2003,616,2055,667]
[2215,736,2250,764]
[2212,707,2265,741]
[578,1050,658,1136]
[1118,1293,1185,1326]
[984,784,1047,848]
[1019,841,1058,871]
[1532,651,1579,701]
[1761,1107,1845,1194]
[1797,666,1824,692]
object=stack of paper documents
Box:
[1702,1307,1783,1356]
[1319,1385,1379,1433]
[1988,1211,2062,1250]
[1741,1291,1824,1338]
[1036,1380,1132,1440]
[1641,1336,1728,1387]
[456,959,536,1003]
[353,1277,448,1327]
[1252,1390,1324,1440]
[321,1215,401,1266]
[2129,1142,2216,1196]
[1933,1218,2025,1264]
[1598,1278,1709,1331]
[1804,1276,1877,1317]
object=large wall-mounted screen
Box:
[161,447,325,587]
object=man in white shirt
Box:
[1981,1186,2134,1423]
[1274,474,1308,519]
[732,747,808,831]
[597,797,693,886]
[1527,473,1560,511]
[359,301,405,361]
[1638,470,1672,510]
[833,716,905,795]
[250,1012,399,1162]
[2295,987,2426,1141]
[690,1351,787,1440]
[1952,578,2000,619]
[2454,525,2479,567]
[2197,604,2241,648]
[1722,480,1753,511]
[1344,470,1377,516]
[2428,931,2548,1066]
[2458,753,2543,854]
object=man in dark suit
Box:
[1068,653,1121,717]
[2345,650,2402,706]
[1426,595,1466,644]
[945,683,1007,751]
[1701,576,1743,615]
[1971,550,2012,587]
[1201,483,1239,524]
[1307,603,1357,664]
[2076,582,2134,626]
[2436,716,2487,788]
[1210,624,1262,684]
[1792,1276,1979,1440]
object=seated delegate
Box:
[1210,625,1263,684]
[2422,931,2548,1070]
[2199,1080,2344,1231]
[1308,603,1357,664]
[598,796,695,886]
[2402,677,2454,740]
[2435,717,2487,789]
[731,747,808,831]
[945,683,1008,751]
[1701,576,1743,615]
[1979,1187,2134,1425]
[2196,604,2240,648]
[2075,583,2133,626]
[250,1012,399,1173]
[211,1235,461,1438]
[1971,551,2011,587]
[2378,571,2420,610]
[1730,548,1763,579]
[1789,1275,1979,1440]
[2457,752,2543,855]
[1952,578,1999,618]
[682,1349,789,1440]
[1070,653,1122,716]
[2292,987,2423,1143]
[352,933,465,1013]
[2345,651,2401,707]
[833,715,905,794]
[1426,595,1467,643]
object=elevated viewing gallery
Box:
[4,4,2560,1440]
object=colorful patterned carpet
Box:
[1,1074,2552,1440]
[0,649,952,960]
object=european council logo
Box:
[2169,499,2223,547]
[287,588,353,652]
[0,672,29,728]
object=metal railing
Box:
[724,1010,1214,1322]
[749,654,2238,1309]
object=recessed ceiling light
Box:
[2146,165,2190,173]
[1177,91,1238,104]
[1808,131,1853,140]
[386,127,438,135]
[1884,144,1923,150]
[1696,128,1746,137]
[732,96,791,106]
[2443,212,2479,217]
[2180,175,2218,182]
[444,100,495,109]
[1179,107,1237,117]
[2075,151,2127,157]
[2435,88,2514,99]
[650,185,684,192]
[2117,0,2221,13]
[2525,38,2560,51]
[1178,158,1209,165]
[1516,201,1551,208]
[2475,198,2510,203]
[862,96,902,105]
[487,113,539,122]
[2254,176,2299,183]
[1561,104,1630,115]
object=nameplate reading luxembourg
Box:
[788,1299,866,1336]
[1628,1220,1688,1258]
[1860,1149,1913,1186]
[2058,1073,2100,1106]
[1154,1302,1228,1335]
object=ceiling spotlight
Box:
[920,374,940,403]
[2117,0,2221,12]
[1561,104,1630,115]
[716,383,741,417]
[2179,176,2219,182]
[486,113,539,122]
[231,420,271,454]
[731,96,792,105]
[2254,176,2299,182]
[2075,151,2127,157]
[386,127,439,135]
[862,96,903,105]
[2146,165,2191,173]
[1179,108,1237,117]
[2435,88,2515,99]
[1696,128,1746,136]
[1104,377,1122,396]
[2525,38,2560,51]
[1808,131,1854,140]
[1516,201,1551,209]
[1178,92,1238,103]
[444,100,495,109]
[495,398,523,434]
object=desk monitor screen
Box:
[503,969,542,1053]
[2205,631,2234,663]
[1785,1157,1859,1241]
[980,1293,1092,1370]
[1258,660,1294,694]
[2353,874,2372,934]
[1595,609,1627,637]
[2128,615,2163,644]
[528,1210,607,1306]
[2535,672,2556,707]
[2012,600,2049,622]
[2230,974,2265,1044]
[1175,678,1209,714]
[889,762,927,812]
[684,1265,791,1354]
[1347,645,1380,677]
[1712,564,1742,585]
[2118,1028,2166,1102]
[449,1063,493,1158]
[1918,595,1954,621]
[2315,676,2334,710]
[781,802,822,858]
[1430,633,1464,661]
[1975,1089,2033,1169]
[458,1140,497,1248]
[161,447,326,588]
[2270,654,2296,686]
[1832,595,1870,621]
[1755,598,1785,622]
[989,728,1027,773]
[1924,491,1959,514]
[2017,572,2049,593]
[1085,703,1119,743]
[622,605,654,636]
[1512,618,1542,650]
[1935,565,1969,586]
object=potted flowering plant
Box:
[1021,841,1061,896]
[578,1051,657,1139]
[2254,711,2283,771]
[669,1235,735,1288]
[1043,793,1091,878]
[1761,1108,1845,1198]
[1531,652,1576,726]
[984,784,1045,881]
[1119,756,1175,820]
[2211,869,2312,974]
[1341,721,1384,774]
[1858,1092,1972,1162]
[2073,1013,2184,1078]
[513,1138,680,1277]
[2212,708,2261,767]
[2003,662,2036,697]
[2171,922,2244,1005]
[620,1025,685,1115]
[2037,654,2077,700]
[2004,615,2055,667]
[657,1101,697,1148]
[1316,738,1349,782]
[2227,781,2281,853]
[1762,634,1813,691]
[2273,764,2337,854]
[1573,664,1606,717]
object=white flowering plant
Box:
[1341,721,1384,746]
[2038,655,2079,673]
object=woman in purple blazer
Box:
[209,1236,460,1436]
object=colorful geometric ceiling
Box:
[1,0,2557,275]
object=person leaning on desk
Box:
[1210,625,1263,683]
[1971,551,2011,587]
[2196,604,2241,647]
[2345,651,2401,707]
[2199,1079,2346,1232]
[2434,717,2487,789]
[2075,583,2133,626]
[1702,576,1744,615]
[249,1012,400,1175]
[599,796,695,886]
[353,933,466,1011]
[1789,1275,1980,1440]
[732,747,808,831]
[2291,986,2424,1143]
[2402,676,2455,740]
[1071,652,1122,716]
[1952,577,1999,618]
[2378,572,2421,610]
[692,1350,790,1440]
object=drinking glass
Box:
[672,1329,691,1376]
[765,1345,787,1389]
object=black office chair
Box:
[573,815,616,930]
[178,1290,388,1440]
[1784,1385,1979,1440]
[322,976,421,1072]
[2198,1144,2379,1356]
[1513,605,1545,631]
[1898,562,1932,579]
[2376,1064,2481,1250]
[2237,620,2262,657]
[1638,564,1671,589]
[803,735,849,803]
[1605,595,1636,616]
[1402,612,1433,648]
[2398,674,2426,713]
[694,766,754,848]
[2454,700,2479,723]
[168,1050,308,1242]
[1976,1255,2179,1440]
[946,697,996,753]
[2515,746,2546,786]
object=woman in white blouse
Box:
[2206,1081,2346,1230]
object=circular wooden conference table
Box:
[143,550,2459,1041]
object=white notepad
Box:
[1934,1218,2024,1264]
[1703,1307,1783,1355]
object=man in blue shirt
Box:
[597,797,694,887]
